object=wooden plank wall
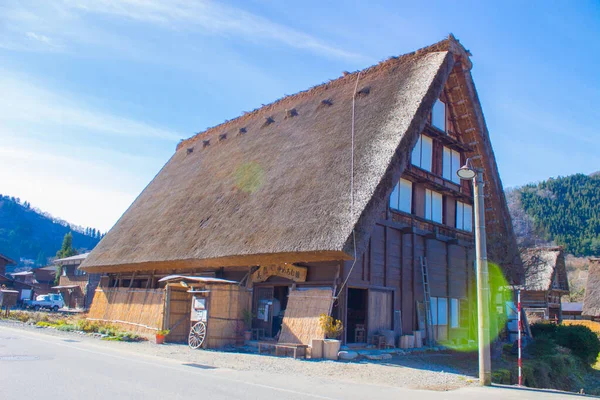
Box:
[345,222,473,338]
[368,290,393,336]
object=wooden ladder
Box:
[420,256,435,346]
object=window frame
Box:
[432,99,446,132]
[389,178,413,214]
[411,134,433,172]
[456,201,473,232]
[450,298,460,328]
[425,189,443,224]
[442,146,462,184]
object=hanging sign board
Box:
[249,264,307,286]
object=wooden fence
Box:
[87,287,165,336]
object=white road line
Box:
[0,326,338,400]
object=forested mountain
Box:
[507,173,600,257]
[0,195,103,270]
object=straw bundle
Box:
[279,289,333,345]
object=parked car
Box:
[23,294,65,311]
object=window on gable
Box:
[432,99,446,132]
[411,134,433,172]
[456,201,473,232]
[390,179,413,213]
[442,147,461,184]
[425,189,443,223]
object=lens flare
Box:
[234,162,264,193]
[442,261,510,352]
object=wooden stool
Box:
[251,328,265,341]
[372,334,386,350]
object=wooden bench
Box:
[258,342,308,359]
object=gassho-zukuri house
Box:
[82,36,521,348]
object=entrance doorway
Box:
[347,288,368,343]
[253,285,289,338]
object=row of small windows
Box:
[411,134,462,184]
[389,180,473,232]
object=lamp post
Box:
[457,158,492,386]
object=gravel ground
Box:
[0,319,478,391]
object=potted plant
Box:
[319,314,343,360]
[242,309,253,341]
[155,329,170,344]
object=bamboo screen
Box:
[87,288,165,336]
[204,284,252,348]
[278,288,333,345]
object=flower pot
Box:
[311,338,324,359]
[155,334,165,345]
[323,339,341,360]
[244,330,252,341]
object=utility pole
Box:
[457,160,492,386]
[473,169,492,386]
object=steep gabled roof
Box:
[583,258,600,317]
[521,247,569,292]
[81,36,516,274]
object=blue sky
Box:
[1,0,598,232]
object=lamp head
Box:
[457,164,477,180]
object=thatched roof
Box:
[583,258,600,317]
[521,247,569,292]
[82,36,501,274]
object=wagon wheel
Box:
[188,321,206,349]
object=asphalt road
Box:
[0,325,580,400]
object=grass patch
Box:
[3,310,146,342]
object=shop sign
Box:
[250,264,307,285]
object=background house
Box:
[53,253,100,309]
[582,258,600,321]
[0,252,35,303]
[561,302,583,320]
[520,247,570,321]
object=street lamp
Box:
[457,158,492,386]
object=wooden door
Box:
[253,286,274,337]
[166,286,192,342]
[368,290,393,337]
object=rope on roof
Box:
[335,71,362,299]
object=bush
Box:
[555,325,600,366]
[527,336,557,358]
[531,322,558,338]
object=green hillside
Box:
[0,195,103,270]
[513,173,600,257]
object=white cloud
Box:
[0,70,182,141]
[0,0,361,60]
[0,144,140,232]
[26,31,52,44]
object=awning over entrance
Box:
[158,275,238,284]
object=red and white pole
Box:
[517,289,522,386]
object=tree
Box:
[55,232,77,285]
[56,232,77,259]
